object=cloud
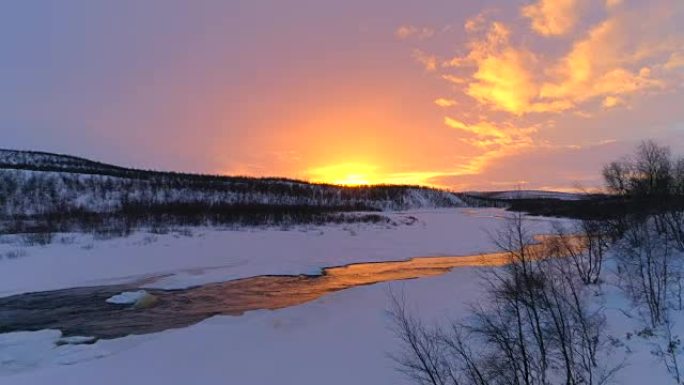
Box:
[601,96,624,109]
[441,74,467,84]
[434,98,457,107]
[398,0,684,188]
[412,49,438,71]
[439,3,684,115]
[447,22,536,114]
[429,139,632,190]
[395,25,435,40]
[539,18,668,106]
[464,11,489,33]
[444,117,508,144]
[444,117,537,148]
[665,52,684,70]
[446,22,573,114]
[441,117,541,177]
[466,43,539,114]
[521,0,580,36]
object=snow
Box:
[58,336,97,345]
[0,208,559,297]
[3,257,676,385]
[0,208,565,384]
[10,207,676,385]
[0,330,107,377]
[0,164,464,217]
[105,290,151,305]
[1,268,483,385]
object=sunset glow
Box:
[4,2,684,382]
[309,163,378,186]
[308,163,444,187]
[2,0,684,191]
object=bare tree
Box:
[616,220,682,328]
[633,140,673,197]
[674,157,684,197]
[653,314,683,384]
[602,160,633,196]
[390,215,618,385]
[602,140,675,198]
[601,144,684,383]
[552,220,610,285]
[388,289,450,385]
[661,210,684,252]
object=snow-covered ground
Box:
[2,207,676,385]
[0,208,556,297]
[1,258,676,385]
[1,267,482,384]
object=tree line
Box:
[0,149,462,234]
[391,140,684,385]
[603,140,684,198]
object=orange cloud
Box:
[464,11,489,33]
[439,3,683,115]
[412,49,438,71]
[521,0,580,36]
[446,22,573,115]
[441,117,540,177]
[444,117,537,148]
[447,23,534,113]
[665,52,684,70]
[441,74,467,84]
[395,25,435,40]
[601,96,624,109]
[466,45,539,114]
[397,0,684,187]
[434,98,457,107]
[539,19,666,105]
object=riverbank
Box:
[0,208,561,298]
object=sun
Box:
[306,162,446,187]
[308,163,379,186]
[330,174,372,186]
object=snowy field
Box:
[1,267,482,385]
[0,208,675,385]
[0,208,555,297]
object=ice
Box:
[105,290,151,305]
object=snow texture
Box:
[5,208,670,385]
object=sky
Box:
[1,0,684,191]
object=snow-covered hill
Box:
[0,149,130,175]
[0,149,463,220]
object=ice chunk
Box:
[57,336,96,345]
[105,290,150,305]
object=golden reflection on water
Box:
[176,235,583,316]
[0,235,584,339]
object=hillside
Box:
[0,149,463,231]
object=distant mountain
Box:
[0,149,463,231]
[465,190,590,201]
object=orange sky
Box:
[2,0,684,191]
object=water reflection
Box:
[0,235,580,339]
